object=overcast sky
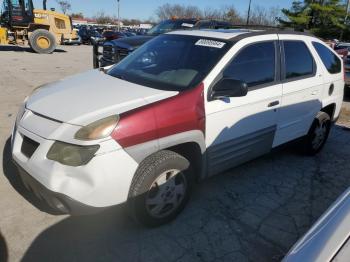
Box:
[33,0,293,20]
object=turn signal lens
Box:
[75,115,119,141]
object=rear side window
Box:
[312,42,341,74]
[224,41,276,88]
[283,41,314,79]
[55,18,66,29]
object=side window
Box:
[283,41,314,79]
[55,18,66,29]
[224,41,276,88]
[312,42,341,74]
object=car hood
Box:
[26,70,178,126]
[107,35,155,49]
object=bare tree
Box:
[56,0,71,14]
[203,7,223,20]
[154,3,281,26]
[94,11,115,25]
[221,5,244,24]
[155,4,245,23]
[155,4,202,20]
[71,12,84,19]
[247,6,281,26]
[185,5,202,19]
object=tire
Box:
[302,111,331,155]
[128,150,194,227]
[29,29,57,54]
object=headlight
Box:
[15,97,28,125]
[75,115,119,141]
[47,141,100,166]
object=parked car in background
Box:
[78,27,104,45]
[12,29,344,226]
[94,18,198,68]
[283,187,350,262]
[102,30,126,41]
[0,231,7,262]
[63,29,82,45]
[335,43,350,86]
[194,20,233,29]
[123,31,136,37]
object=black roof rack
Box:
[219,25,314,41]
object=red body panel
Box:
[112,83,205,148]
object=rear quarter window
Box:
[312,42,341,74]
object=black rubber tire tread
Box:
[302,111,331,155]
[128,150,194,227]
[29,29,57,54]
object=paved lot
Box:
[0,45,350,262]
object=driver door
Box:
[205,35,282,176]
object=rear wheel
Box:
[29,29,57,54]
[128,150,194,227]
[302,111,331,155]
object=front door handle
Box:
[268,101,280,107]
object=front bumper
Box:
[11,112,139,214]
[99,57,115,68]
[15,163,104,215]
[63,38,81,45]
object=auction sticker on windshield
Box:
[195,39,226,48]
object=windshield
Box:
[0,0,9,22]
[107,34,232,91]
[147,20,196,35]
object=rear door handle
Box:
[268,101,280,107]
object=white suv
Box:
[12,29,344,226]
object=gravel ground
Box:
[0,44,350,262]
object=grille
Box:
[103,45,130,63]
[21,136,40,159]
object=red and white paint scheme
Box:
[12,29,344,226]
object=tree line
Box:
[70,3,281,27]
[67,0,350,40]
[279,0,350,40]
[155,3,280,26]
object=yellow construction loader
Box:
[0,0,78,53]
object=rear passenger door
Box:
[273,37,324,147]
[205,36,282,176]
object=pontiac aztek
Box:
[12,29,344,226]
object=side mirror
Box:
[210,78,248,100]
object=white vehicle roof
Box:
[167,29,315,41]
[167,29,255,40]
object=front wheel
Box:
[29,29,57,54]
[302,111,331,155]
[128,150,194,227]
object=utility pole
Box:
[117,0,120,32]
[246,0,252,25]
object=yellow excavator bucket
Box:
[0,27,8,44]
